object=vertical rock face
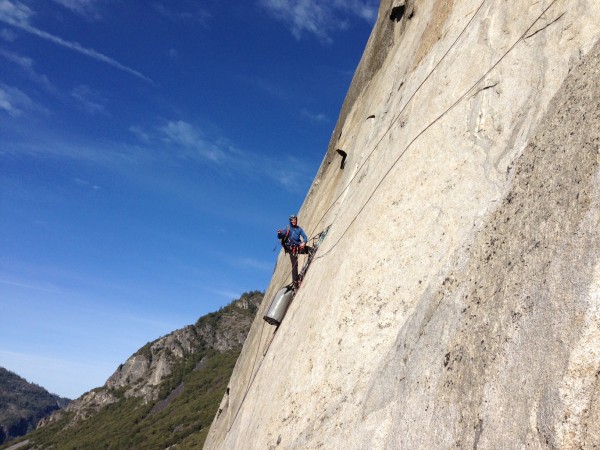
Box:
[205,0,600,448]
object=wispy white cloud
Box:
[156,120,313,192]
[2,114,311,192]
[325,0,379,21]
[0,82,41,116]
[301,107,329,123]
[0,127,153,166]
[267,154,312,190]
[160,120,226,162]
[71,84,108,114]
[0,0,152,82]
[74,177,101,190]
[246,75,290,101]
[0,27,16,41]
[259,0,378,42]
[205,288,242,301]
[0,49,55,91]
[350,0,378,22]
[0,85,24,116]
[0,0,31,25]
[129,125,151,143]
[51,0,102,19]
[0,276,62,293]
[260,0,331,42]
[153,3,211,25]
[169,120,314,190]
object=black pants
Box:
[287,246,313,283]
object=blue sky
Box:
[0,0,376,398]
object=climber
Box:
[277,214,313,287]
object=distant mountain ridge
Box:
[0,368,69,446]
[2,291,262,449]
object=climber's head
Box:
[289,214,298,226]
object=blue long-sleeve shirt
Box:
[280,224,308,246]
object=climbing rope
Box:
[250,0,492,383]
[226,0,562,434]
[313,0,561,261]
[227,1,490,431]
[305,0,489,242]
[273,0,489,288]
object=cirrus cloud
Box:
[0,83,37,116]
[51,0,102,19]
[259,0,378,43]
[0,0,152,82]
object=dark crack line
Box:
[480,82,499,91]
[525,12,565,40]
[471,81,500,98]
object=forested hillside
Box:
[1,291,262,450]
[0,368,69,446]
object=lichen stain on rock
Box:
[413,0,455,68]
